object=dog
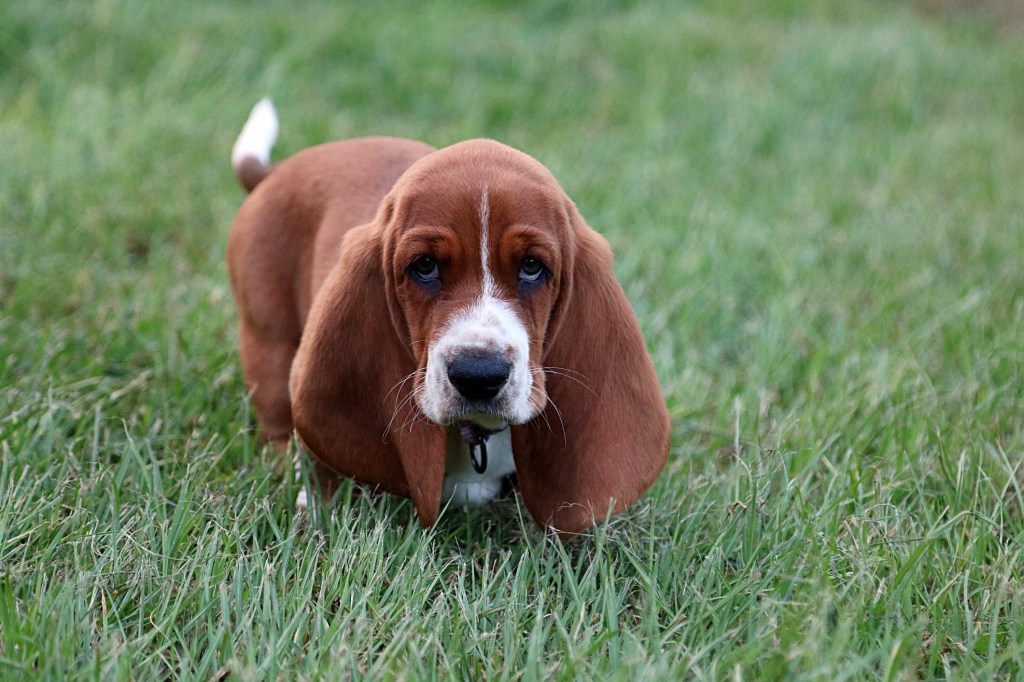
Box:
[227,99,670,534]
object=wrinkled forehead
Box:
[391,141,570,235]
[399,180,564,233]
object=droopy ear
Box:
[511,210,670,535]
[289,222,448,526]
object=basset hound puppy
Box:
[227,99,670,534]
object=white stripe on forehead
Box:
[479,186,495,297]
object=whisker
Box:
[541,365,589,380]
[535,365,596,396]
[545,393,568,446]
[383,373,426,440]
[536,401,554,435]
[524,370,547,423]
[399,402,429,434]
[526,369,567,443]
[397,385,430,434]
[385,368,425,402]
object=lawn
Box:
[2,0,1023,679]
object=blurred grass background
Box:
[1,1,1023,679]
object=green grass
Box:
[2,0,1023,679]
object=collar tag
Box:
[457,422,502,474]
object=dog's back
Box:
[226,100,433,445]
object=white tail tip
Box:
[231,97,279,168]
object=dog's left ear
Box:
[289,220,448,526]
[511,204,671,535]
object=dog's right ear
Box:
[289,221,448,526]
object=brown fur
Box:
[228,135,670,535]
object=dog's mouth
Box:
[449,404,509,427]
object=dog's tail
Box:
[231,98,279,193]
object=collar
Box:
[456,421,505,474]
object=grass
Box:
[2,0,1023,679]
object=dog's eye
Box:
[519,257,546,284]
[410,256,440,283]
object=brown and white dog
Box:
[227,99,670,534]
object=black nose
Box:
[447,352,511,401]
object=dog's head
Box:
[380,141,573,433]
[291,140,669,534]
